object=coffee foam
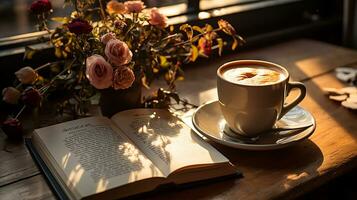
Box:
[222,66,286,85]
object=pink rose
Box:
[124,1,145,13]
[149,8,167,28]
[113,67,135,90]
[86,55,113,89]
[2,87,21,104]
[15,66,38,84]
[105,39,132,66]
[101,32,116,45]
[107,0,126,14]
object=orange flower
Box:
[106,0,126,14]
[218,19,236,36]
[198,37,212,56]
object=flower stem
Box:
[174,28,221,47]
[98,0,106,20]
[15,105,26,119]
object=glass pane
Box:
[0,0,188,39]
[200,0,264,10]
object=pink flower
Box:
[124,1,145,13]
[21,87,42,107]
[30,0,52,14]
[101,32,116,45]
[113,67,135,90]
[2,118,23,141]
[149,8,167,28]
[107,0,126,14]
[105,39,132,66]
[67,18,93,35]
[15,67,38,84]
[2,87,21,104]
[86,55,113,89]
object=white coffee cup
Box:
[217,60,306,137]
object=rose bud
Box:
[67,18,93,35]
[113,67,135,90]
[15,67,38,84]
[107,0,127,14]
[86,55,113,89]
[2,87,21,104]
[30,0,52,14]
[21,87,42,107]
[2,118,23,140]
[198,37,212,56]
[218,19,236,36]
[105,39,132,66]
[101,32,116,45]
[124,1,145,13]
[149,7,168,28]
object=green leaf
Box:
[205,24,213,32]
[192,26,204,33]
[141,76,150,89]
[190,45,199,61]
[24,46,37,60]
[217,38,223,56]
[159,56,169,68]
[232,37,238,50]
[180,24,193,40]
[51,17,70,24]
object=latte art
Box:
[223,67,285,85]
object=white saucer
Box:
[192,100,316,150]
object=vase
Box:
[99,82,142,117]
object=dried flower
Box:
[30,0,52,14]
[2,118,23,140]
[107,0,126,14]
[149,7,167,28]
[101,32,116,45]
[113,67,135,90]
[105,39,132,66]
[15,67,38,84]
[67,18,93,35]
[124,1,145,13]
[198,37,212,56]
[86,55,113,89]
[2,87,21,104]
[21,87,42,107]
[218,19,236,36]
[114,20,126,29]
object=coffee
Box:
[222,66,285,85]
[217,60,306,136]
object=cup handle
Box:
[279,82,306,119]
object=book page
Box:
[34,117,164,198]
[111,109,229,176]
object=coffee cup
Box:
[217,60,306,137]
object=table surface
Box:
[1,39,357,200]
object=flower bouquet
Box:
[1,0,243,140]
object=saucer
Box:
[192,100,316,150]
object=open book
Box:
[30,109,238,200]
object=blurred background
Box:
[0,1,357,198]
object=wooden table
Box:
[1,39,357,200]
